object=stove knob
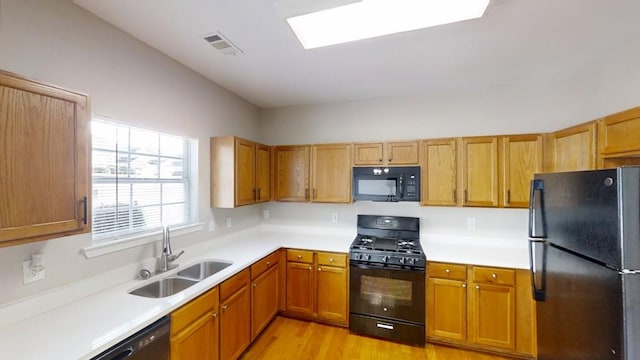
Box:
[381,255,388,263]
[408,258,416,266]
[399,257,406,265]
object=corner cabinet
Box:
[274,144,352,203]
[426,262,536,359]
[544,121,597,172]
[211,136,270,208]
[0,70,91,247]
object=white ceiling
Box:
[73,0,640,109]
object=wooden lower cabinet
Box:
[285,249,348,326]
[251,251,280,340]
[170,287,219,360]
[427,262,536,358]
[220,269,251,360]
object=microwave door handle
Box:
[528,179,547,239]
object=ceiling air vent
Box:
[203,32,242,56]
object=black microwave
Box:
[352,166,420,202]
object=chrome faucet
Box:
[158,226,184,273]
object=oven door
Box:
[349,262,425,324]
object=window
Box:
[91,119,195,242]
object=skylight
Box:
[287,0,490,49]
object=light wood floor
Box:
[241,316,513,360]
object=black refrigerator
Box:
[529,166,640,360]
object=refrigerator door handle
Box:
[529,239,546,301]
[528,179,547,238]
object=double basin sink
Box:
[129,260,232,298]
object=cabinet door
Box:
[286,262,314,315]
[171,314,216,360]
[251,265,279,341]
[316,265,348,324]
[0,71,90,246]
[427,278,467,341]
[501,135,543,208]
[386,141,419,165]
[274,146,309,201]
[235,138,256,206]
[544,121,596,172]
[220,285,251,360]
[353,143,384,165]
[468,283,516,350]
[598,106,640,155]
[311,144,352,203]
[255,143,271,203]
[421,139,457,206]
[461,137,499,207]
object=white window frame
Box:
[88,118,198,248]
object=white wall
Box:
[0,0,261,305]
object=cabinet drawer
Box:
[220,268,250,301]
[287,249,314,263]
[251,251,280,279]
[428,262,467,280]
[317,252,347,267]
[472,267,515,286]
[171,287,218,335]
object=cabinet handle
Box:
[253,188,256,201]
[297,255,302,259]
[308,266,312,270]
[475,285,480,290]
[266,261,271,266]
[491,273,497,279]
[252,283,257,288]
[212,313,218,318]
[379,158,383,163]
[445,268,451,273]
[318,267,322,272]
[462,283,467,288]
[463,190,468,204]
[257,188,261,200]
[506,190,511,205]
[305,188,309,200]
[329,258,334,262]
[313,188,317,199]
[388,158,392,163]
[453,189,456,203]
[80,196,88,225]
[222,305,228,310]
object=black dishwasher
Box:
[91,316,170,360]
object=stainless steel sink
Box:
[129,277,198,298]
[176,260,232,281]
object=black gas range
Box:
[349,215,426,345]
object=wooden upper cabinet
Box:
[598,106,640,168]
[354,141,418,165]
[255,144,271,203]
[421,139,457,206]
[386,141,419,165]
[501,135,543,208]
[311,144,352,203]
[544,121,597,172]
[460,137,499,207]
[353,143,383,165]
[0,71,91,247]
[274,145,310,201]
[211,136,270,208]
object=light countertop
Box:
[0,224,528,360]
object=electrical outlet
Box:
[23,260,45,284]
[331,213,339,223]
[208,220,215,231]
[467,218,476,230]
[226,216,232,228]
[263,210,270,219]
